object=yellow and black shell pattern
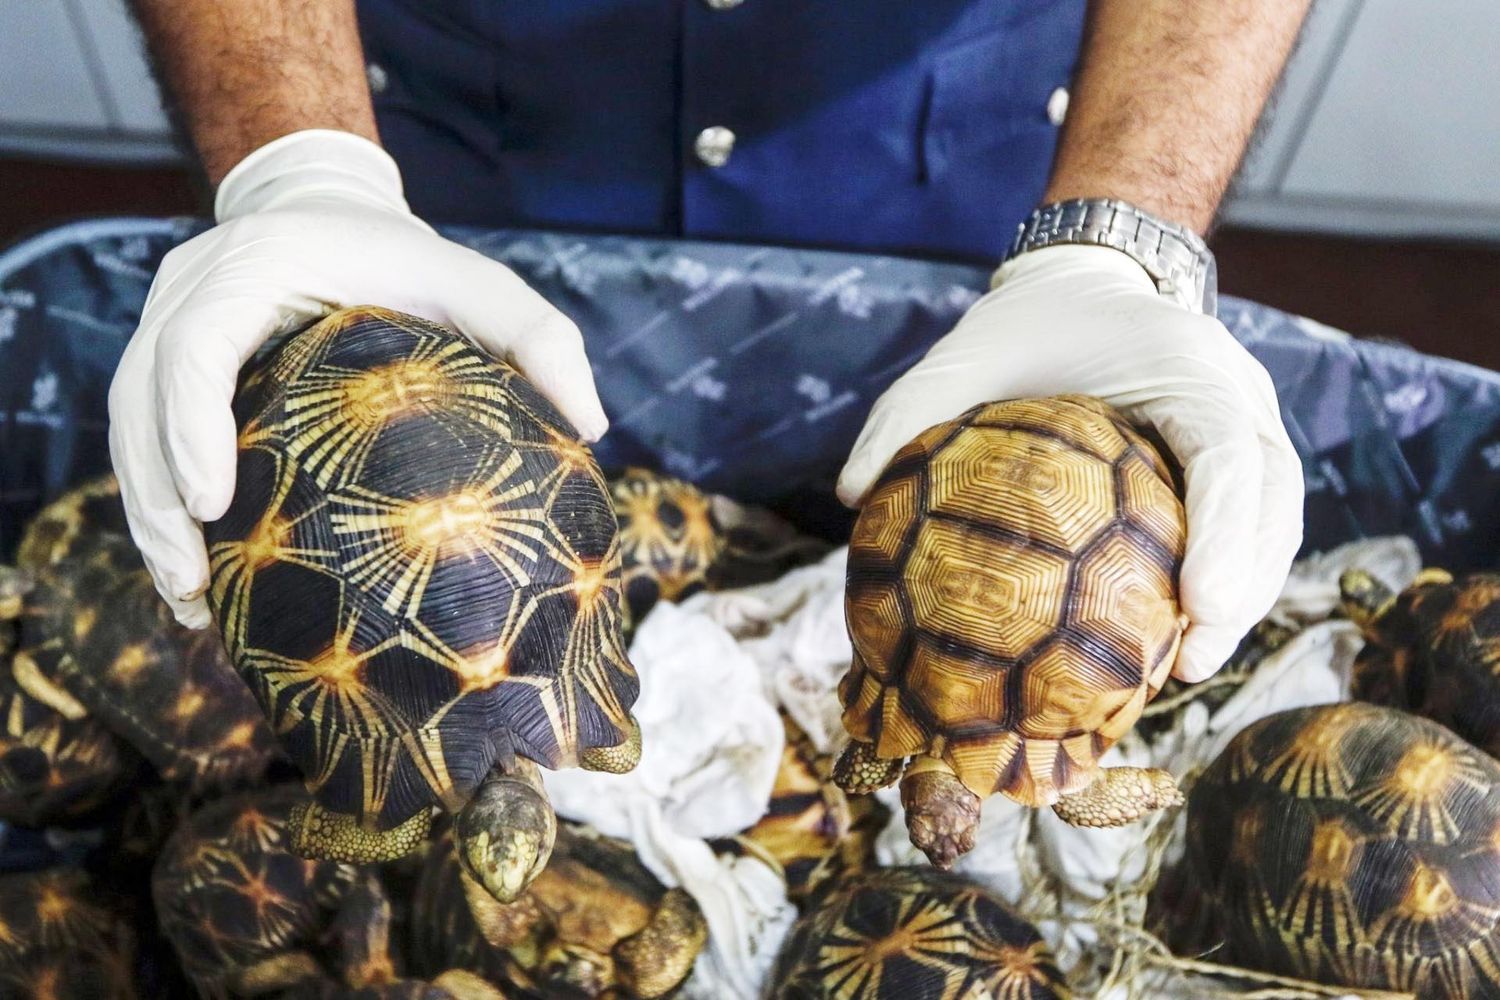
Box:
[1350,570,1500,758]
[611,467,725,627]
[711,713,884,905]
[16,528,277,795]
[204,307,638,843]
[14,474,129,570]
[768,867,1070,999]
[1186,702,1500,999]
[152,786,357,996]
[840,395,1185,808]
[0,867,139,1000]
[0,639,137,828]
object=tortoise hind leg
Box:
[832,739,904,795]
[1052,766,1182,828]
[899,756,980,870]
[455,756,557,904]
[286,801,431,864]
[579,715,642,774]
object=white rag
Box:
[542,600,793,998]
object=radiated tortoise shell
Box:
[1187,701,1500,999]
[768,866,1070,1000]
[203,306,641,903]
[1342,567,1500,758]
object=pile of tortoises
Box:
[6,304,1496,999]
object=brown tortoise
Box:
[1187,702,1500,998]
[0,867,139,999]
[0,566,137,826]
[768,867,1070,1000]
[834,396,1187,866]
[711,712,885,905]
[0,477,271,825]
[411,823,707,998]
[203,307,641,903]
[0,639,138,827]
[1341,567,1500,758]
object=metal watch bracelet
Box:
[1004,198,1218,316]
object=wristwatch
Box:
[1004,198,1218,316]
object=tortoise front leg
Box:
[286,800,431,864]
[455,755,557,904]
[1052,766,1182,828]
[614,887,709,999]
[579,714,642,774]
[899,755,980,870]
[832,739,904,795]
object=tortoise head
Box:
[455,758,557,903]
[1338,569,1398,634]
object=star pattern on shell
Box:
[17,527,277,796]
[770,868,1070,999]
[152,789,356,995]
[1187,702,1500,999]
[205,306,637,836]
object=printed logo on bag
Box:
[1383,383,1428,415]
[796,375,832,406]
[30,372,57,413]
[671,256,712,291]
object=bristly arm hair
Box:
[1041,0,1314,236]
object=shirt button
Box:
[694,126,737,168]
[704,0,745,8]
[367,62,389,96]
[1047,86,1070,126]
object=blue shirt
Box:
[357,0,1087,263]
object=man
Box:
[111,0,1307,684]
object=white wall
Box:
[2,0,1497,242]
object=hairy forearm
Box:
[131,0,377,185]
[1043,0,1312,234]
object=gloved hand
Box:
[109,129,607,629]
[838,244,1303,683]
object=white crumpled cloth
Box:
[546,535,1422,999]
[543,601,792,999]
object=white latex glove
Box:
[108,130,607,628]
[838,244,1303,683]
